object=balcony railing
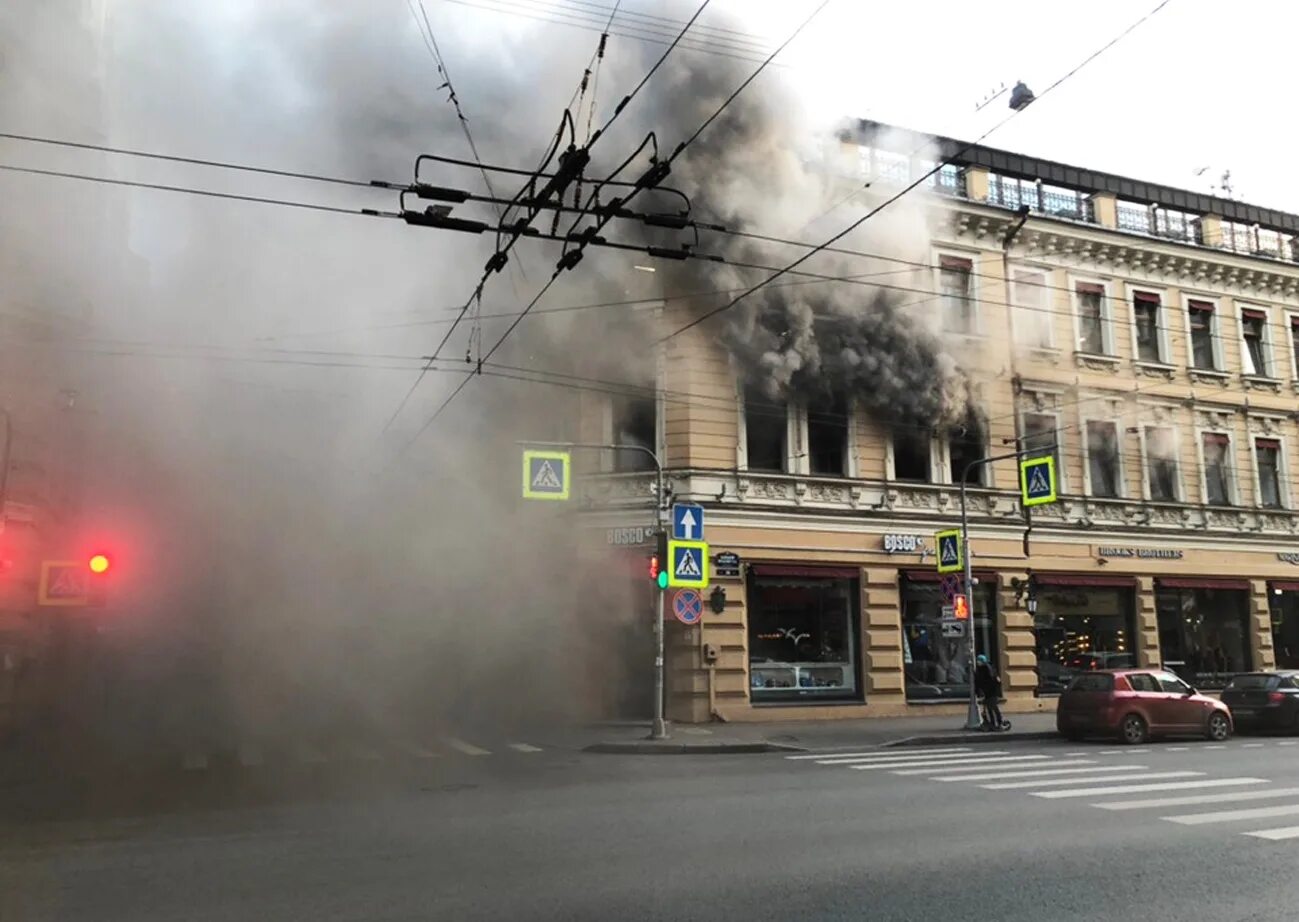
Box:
[1216,222,1299,263]
[1116,202,1204,244]
[987,174,1092,223]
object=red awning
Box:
[1034,573,1137,588]
[940,255,972,270]
[751,564,860,579]
[1076,282,1104,295]
[1134,291,1160,304]
[1242,308,1268,321]
[1157,577,1250,591]
[1188,299,1215,313]
[1270,581,1299,593]
[1258,438,1281,450]
[904,569,999,583]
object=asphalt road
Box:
[6,735,1299,921]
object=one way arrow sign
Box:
[672,503,705,541]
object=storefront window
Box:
[1271,587,1299,669]
[1031,582,1136,695]
[748,570,860,703]
[901,574,997,701]
[1156,584,1251,689]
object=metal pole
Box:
[517,439,669,739]
[960,476,980,730]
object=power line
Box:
[0,162,390,218]
[659,0,1176,345]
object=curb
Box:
[584,740,805,755]
[883,730,1059,748]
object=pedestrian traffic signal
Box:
[649,554,661,582]
[649,533,669,589]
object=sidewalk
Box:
[582,711,1060,754]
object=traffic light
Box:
[88,553,111,575]
[649,533,668,589]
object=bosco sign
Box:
[883,534,924,554]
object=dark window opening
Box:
[1203,432,1232,505]
[1242,309,1269,377]
[1256,438,1282,508]
[949,410,986,486]
[1023,413,1061,488]
[1157,586,1251,689]
[1076,283,1106,354]
[940,256,974,334]
[1291,317,1299,378]
[748,573,861,703]
[1086,420,1121,498]
[1189,301,1217,369]
[807,392,849,477]
[744,385,787,473]
[1133,292,1161,362]
[892,427,931,482]
[1270,590,1299,670]
[611,395,656,472]
[1145,426,1179,502]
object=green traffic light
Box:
[656,571,669,590]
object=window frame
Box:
[800,394,856,479]
[738,384,794,474]
[1140,423,1182,503]
[1127,285,1170,366]
[1009,265,1054,350]
[934,250,980,336]
[1070,276,1114,357]
[1252,434,1288,510]
[945,411,988,488]
[1196,428,1237,506]
[1184,295,1224,372]
[1020,409,1066,494]
[888,426,936,484]
[1238,303,1276,380]
[1082,416,1125,499]
[1287,311,1299,382]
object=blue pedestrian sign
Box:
[522,450,570,500]
[672,503,705,541]
[672,589,704,625]
[935,529,963,575]
[667,539,709,588]
[1020,456,1057,507]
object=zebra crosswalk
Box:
[788,745,1299,843]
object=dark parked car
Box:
[1056,668,1233,744]
[1220,672,1299,733]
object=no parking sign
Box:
[672,589,703,625]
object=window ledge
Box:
[1188,367,1230,386]
[1023,344,1062,364]
[1133,359,1176,380]
[1074,352,1122,373]
[1243,374,1283,393]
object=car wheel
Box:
[1120,713,1148,745]
[1206,711,1231,742]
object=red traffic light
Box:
[88,554,111,575]
[648,555,661,581]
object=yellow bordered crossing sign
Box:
[935,530,962,574]
[522,450,571,500]
[667,539,709,588]
[38,561,90,607]
[1020,455,1057,507]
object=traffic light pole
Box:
[958,446,1046,731]
[518,440,670,740]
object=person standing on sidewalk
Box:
[975,654,1004,730]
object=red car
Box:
[1056,668,1233,744]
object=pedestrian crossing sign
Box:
[522,450,570,500]
[935,529,962,574]
[668,539,709,588]
[1020,455,1057,507]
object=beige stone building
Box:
[580,119,1299,724]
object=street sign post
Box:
[713,551,741,578]
[672,588,704,625]
[1020,456,1058,507]
[941,621,965,638]
[522,450,570,500]
[671,503,705,541]
[935,529,963,574]
[667,539,709,588]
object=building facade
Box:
[581,120,1299,723]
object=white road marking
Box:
[181,750,208,771]
[446,738,491,756]
[238,744,264,768]
[1063,751,1088,757]
[1094,787,1299,811]
[1278,741,1298,747]
[874,756,1053,774]
[1245,826,1299,840]
[1166,747,1189,752]
[1034,778,1267,799]
[787,748,971,761]
[509,743,543,753]
[815,750,995,766]
[1242,743,1265,749]
[983,771,1199,791]
[930,761,1108,782]
[1205,745,1227,750]
[1165,803,1299,825]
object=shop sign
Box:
[1096,546,1184,559]
[1278,553,1299,565]
[606,526,651,547]
[883,533,924,554]
[713,551,741,578]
